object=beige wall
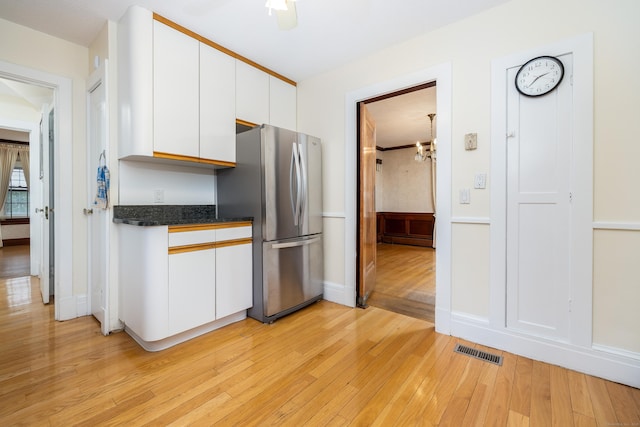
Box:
[0,17,89,295]
[297,0,640,355]
[376,149,433,213]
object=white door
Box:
[87,62,109,335]
[38,104,54,304]
[506,53,573,341]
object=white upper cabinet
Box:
[269,76,297,131]
[118,6,296,166]
[153,20,200,158]
[236,60,270,126]
[200,43,236,164]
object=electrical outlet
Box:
[465,133,477,150]
[153,189,164,203]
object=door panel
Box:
[38,105,52,304]
[87,67,109,334]
[263,125,299,241]
[506,53,573,340]
[299,133,323,236]
[358,103,376,306]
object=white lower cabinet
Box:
[168,247,216,335]
[216,240,252,319]
[118,222,252,351]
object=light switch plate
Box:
[460,188,470,204]
[474,173,487,189]
[465,133,477,150]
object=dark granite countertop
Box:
[113,205,252,226]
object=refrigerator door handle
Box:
[271,236,321,249]
[289,142,299,226]
[298,142,308,228]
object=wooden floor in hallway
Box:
[2,273,638,425]
[0,244,30,278]
[368,243,435,323]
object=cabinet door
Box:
[216,242,252,319]
[236,60,269,126]
[269,76,296,130]
[168,248,216,334]
[200,43,236,163]
[153,21,199,158]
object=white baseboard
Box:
[56,295,78,321]
[125,311,247,352]
[76,294,89,316]
[450,313,640,389]
[323,281,355,308]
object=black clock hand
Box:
[527,72,550,88]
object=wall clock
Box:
[515,55,564,97]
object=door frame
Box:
[87,59,111,335]
[345,63,453,334]
[0,59,74,321]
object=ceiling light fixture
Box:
[415,113,436,162]
[265,0,288,15]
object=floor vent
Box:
[454,343,503,366]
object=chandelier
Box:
[415,113,437,162]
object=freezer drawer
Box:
[262,235,323,318]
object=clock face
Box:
[515,56,565,97]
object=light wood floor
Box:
[0,244,30,279]
[368,243,435,323]
[2,276,639,425]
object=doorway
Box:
[356,83,437,323]
[0,59,74,321]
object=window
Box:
[2,167,29,218]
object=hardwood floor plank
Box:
[461,359,501,426]
[605,380,640,425]
[530,361,552,427]
[549,364,574,427]
[567,369,596,418]
[484,351,517,426]
[510,356,534,418]
[585,374,619,426]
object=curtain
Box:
[0,145,20,248]
[18,149,30,189]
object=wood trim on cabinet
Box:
[153,13,296,87]
[153,151,236,168]
[236,119,258,128]
[168,242,216,254]
[168,221,252,233]
[168,237,252,254]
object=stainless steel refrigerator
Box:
[217,124,323,323]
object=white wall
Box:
[297,0,640,384]
[376,148,433,213]
[119,160,216,205]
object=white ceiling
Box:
[0,0,505,147]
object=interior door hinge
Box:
[569,192,573,203]
[570,74,573,86]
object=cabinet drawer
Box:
[217,225,252,241]
[168,229,216,247]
